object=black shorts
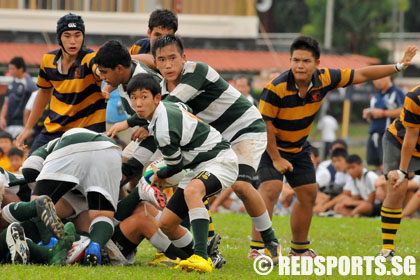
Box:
[166,172,222,219]
[366,133,384,166]
[371,201,383,217]
[257,142,316,188]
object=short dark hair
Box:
[95,40,131,69]
[346,154,362,165]
[310,146,319,158]
[0,131,13,142]
[290,36,320,60]
[148,9,178,33]
[127,73,161,97]
[8,147,24,158]
[152,34,184,57]
[331,139,348,152]
[9,57,26,71]
[331,148,348,159]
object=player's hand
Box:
[101,84,116,101]
[399,45,418,70]
[387,170,408,189]
[15,128,31,151]
[150,163,168,190]
[273,158,293,174]
[131,127,149,141]
[107,120,129,138]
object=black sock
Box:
[111,225,138,257]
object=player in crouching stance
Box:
[127,73,238,272]
[1,128,122,265]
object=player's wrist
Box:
[397,169,408,183]
[395,62,406,72]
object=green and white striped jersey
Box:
[162,61,266,143]
[0,166,24,188]
[149,101,231,175]
[0,166,31,201]
[118,60,162,117]
[29,128,119,165]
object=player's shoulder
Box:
[40,49,60,66]
[131,38,151,54]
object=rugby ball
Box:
[66,235,91,264]
[144,158,186,188]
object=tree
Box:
[302,0,409,62]
[258,0,310,33]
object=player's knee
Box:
[158,219,176,236]
[183,185,202,201]
[231,181,252,198]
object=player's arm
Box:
[265,120,293,173]
[387,126,419,188]
[352,45,417,85]
[399,125,419,173]
[15,87,53,150]
[131,54,156,70]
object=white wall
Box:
[0,9,258,38]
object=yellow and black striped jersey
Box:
[259,68,354,153]
[37,48,106,134]
[387,85,420,158]
[129,38,151,55]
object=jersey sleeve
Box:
[164,62,209,104]
[21,143,49,182]
[258,83,282,121]
[327,68,355,89]
[402,91,420,128]
[87,52,102,85]
[37,54,53,89]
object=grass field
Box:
[2,213,419,279]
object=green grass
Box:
[1,214,419,279]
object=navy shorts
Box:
[29,131,64,155]
[257,142,316,188]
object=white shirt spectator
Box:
[348,169,378,200]
[317,115,338,142]
[25,90,38,111]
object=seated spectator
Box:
[314,148,351,214]
[403,188,420,218]
[0,131,13,172]
[334,154,380,217]
[7,147,24,173]
[209,187,246,214]
[318,138,348,169]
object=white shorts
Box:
[178,148,238,190]
[37,148,122,211]
[232,132,267,171]
[62,190,89,219]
